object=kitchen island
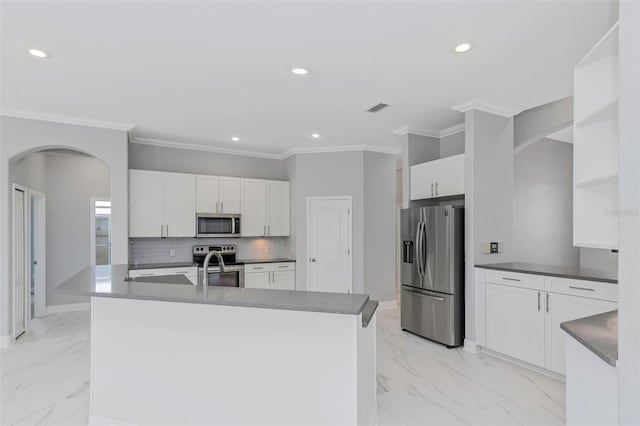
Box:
[58,265,378,426]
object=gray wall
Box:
[129,143,286,180]
[401,134,440,207]
[45,153,111,305]
[287,151,365,295]
[514,96,573,149]
[439,132,465,159]
[363,151,397,302]
[465,110,514,342]
[513,138,579,267]
[10,152,48,193]
[579,248,618,270]
[286,150,397,301]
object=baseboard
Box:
[89,416,134,426]
[0,335,11,349]
[480,347,565,382]
[47,302,91,315]
[377,300,398,310]
[463,339,479,353]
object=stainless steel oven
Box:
[197,265,244,288]
[196,213,240,238]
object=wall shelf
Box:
[575,172,618,188]
[575,100,617,128]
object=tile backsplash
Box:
[129,237,294,266]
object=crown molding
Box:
[281,145,401,159]
[132,137,284,160]
[391,125,439,138]
[451,100,521,118]
[439,123,465,138]
[133,137,401,161]
[0,109,136,132]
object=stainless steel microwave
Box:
[196,213,241,238]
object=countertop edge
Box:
[560,311,618,367]
[474,264,618,284]
[57,287,369,317]
[361,300,379,328]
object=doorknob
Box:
[310,258,316,262]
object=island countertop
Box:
[475,262,617,284]
[57,265,376,323]
[561,310,618,367]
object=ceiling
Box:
[1,1,616,157]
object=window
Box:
[94,200,111,265]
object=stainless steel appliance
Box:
[196,213,240,238]
[400,205,464,347]
[193,245,244,287]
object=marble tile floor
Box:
[0,308,565,426]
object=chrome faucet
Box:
[202,250,226,287]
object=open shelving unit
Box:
[573,22,619,250]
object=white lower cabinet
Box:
[545,293,617,374]
[485,283,546,367]
[480,268,618,375]
[244,262,296,290]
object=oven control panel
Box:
[192,245,236,254]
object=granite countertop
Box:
[129,262,197,270]
[475,262,617,284]
[561,310,618,366]
[57,265,377,324]
[127,274,194,285]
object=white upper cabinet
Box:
[129,170,166,238]
[129,170,195,238]
[197,175,241,214]
[410,154,464,200]
[219,177,241,214]
[166,173,196,237]
[573,22,619,250]
[196,175,219,214]
[241,179,290,237]
[241,179,268,237]
[267,181,290,236]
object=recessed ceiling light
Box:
[306,132,324,140]
[454,43,471,53]
[28,48,49,58]
[291,67,310,75]
[231,136,241,142]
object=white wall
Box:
[44,153,110,305]
[129,143,286,180]
[617,1,640,422]
[513,138,579,267]
[0,116,128,338]
[9,152,48,193]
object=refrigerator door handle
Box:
[415,222,422,276]
[419,221,427,278]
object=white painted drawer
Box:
[271,262,296,271]
[244,264,271,273]
[164,267,197,276]
[546,277,618,302]
[484,270,545,291]
[128,268,166,278]
[244,262,296,273]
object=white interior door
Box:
[307,197,352,293]
[13,187,27,339]
[30,190,47,318]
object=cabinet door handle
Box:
[166,225,169,237]
[263,225,266,237]
[569,286,595,292]
[267,225,270,236]
[537,292,541,311]
[546,292,550,312]
[431,183,434,197]
[278,265,289,268]
[141,273,155,276]
[221,202,224,213]
[252,266,264,270]
[503,277,521,282]
[161,225,164,237]
[435,182,438,196]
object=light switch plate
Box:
[264,246,270,254]
[169,249,176,257]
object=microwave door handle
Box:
[232,217,235,234]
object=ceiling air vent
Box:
[367,103,389,113]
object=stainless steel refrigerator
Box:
[400,205,464,347]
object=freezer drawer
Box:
[400,286,463,347]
